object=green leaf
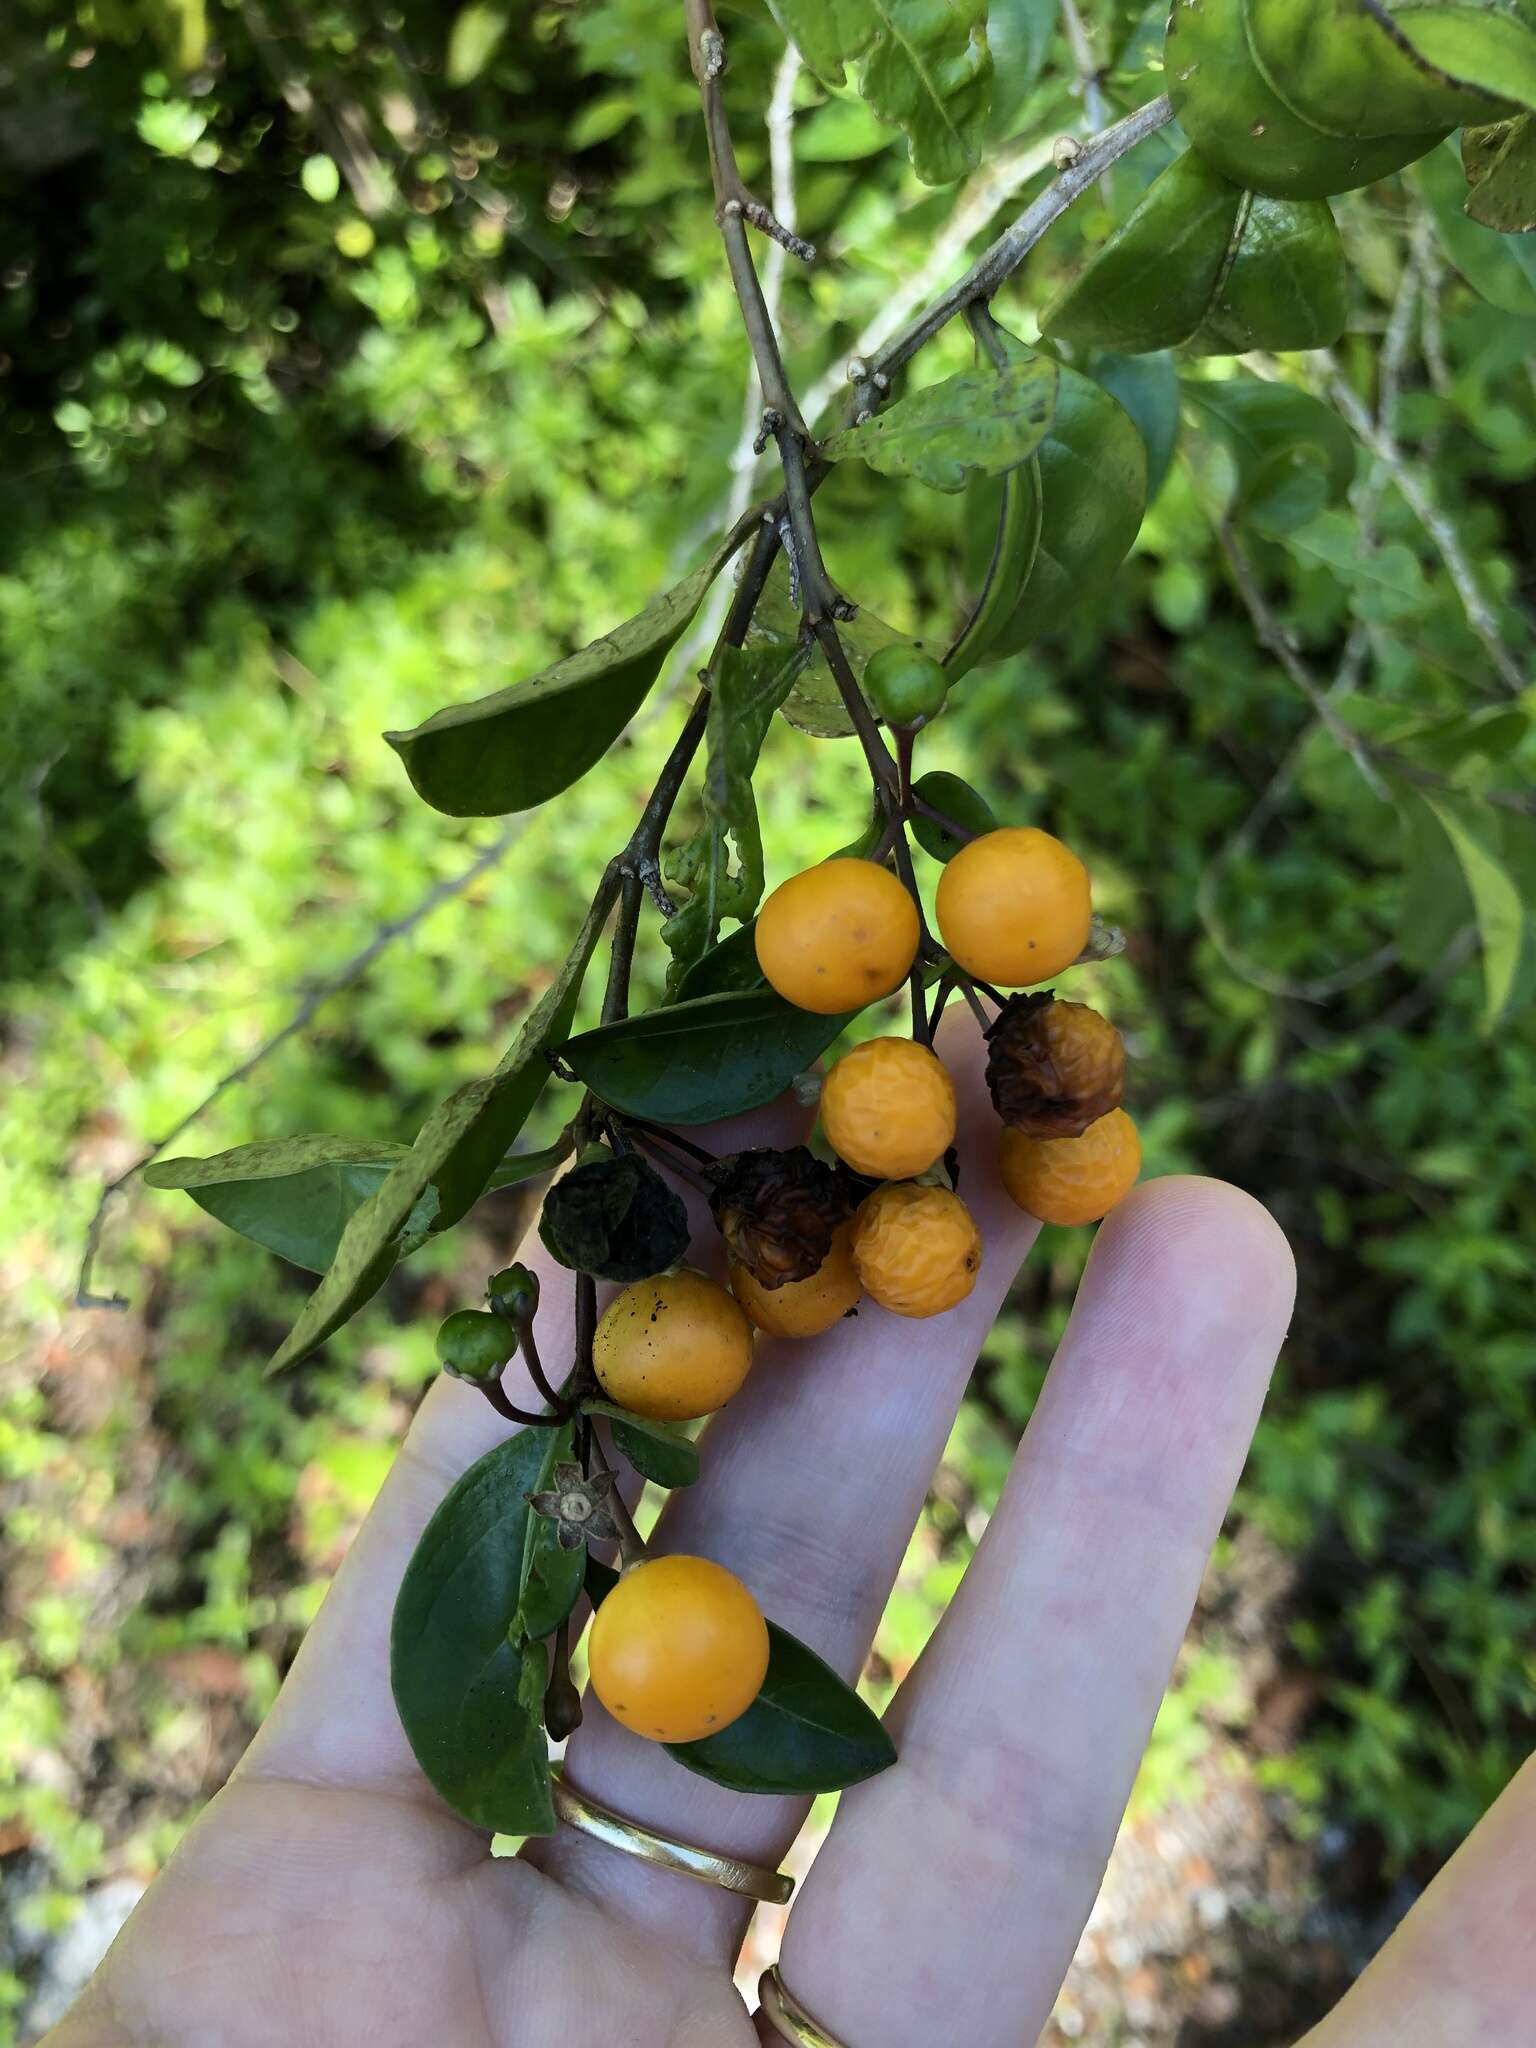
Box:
[486,1136,576,1192]
[821,357,1060,493]
[516,1423,586,1641]
[909,770,1000,862]
[1419,789,1530,1025]
[1462,114,1536,232]
[386,532,739,818]
[1183,374,1356,533]
[268,888,611,1373]
[985,364,1148,656]
[585,1559,895,1793]
[1418,141,1536,310]
[1393,784,1472,971]
[144,1136,409,1274]
[1243,0,1513,140]
[446,2,510,85]
[559,988,850,1126]
[1084,352,1181,500]
[661,642,810,991]
[1280,511,1429,621]
[744,555,901,737]
[390,1428,556,1835]
[1043,152,1346,357]
[771,0,993,186]
[1386,6,1536,116]
[674,919,768,1000]
[1166,0,1448,199]
[585,1401,700,1489]
[947,454,1043,681]
[987,0,1058,137]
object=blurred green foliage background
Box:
[1,0,1533,2039]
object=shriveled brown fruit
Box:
[709,1143,857,1291]
[985,991,1125,1139]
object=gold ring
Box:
[756,1966,849,2048]
[550,1768,794,1905]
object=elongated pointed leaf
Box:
[145,1136,409,1273]
[559,988,851,1126]
[585,1559,895,1792]
[945,458,1043,680]
[386,533,738,818]
[1420,790,1531,1026]
[586,1401,700,1489]
[391,1428,556,1834]
[822,357,1059,493]
[268,885,612,1373]
[771,0,993,186]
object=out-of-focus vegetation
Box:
[1,0,1533,2036]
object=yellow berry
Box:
[851,1182,982,1319]
[820,1036,957,1180]
[755,858,920,1015]
[935,826,1092,986]
[588,1555,769,1744]
[730,1219,862,1338]
[998,1108,1142,1226]
[592,1269,753,1421]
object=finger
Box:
[244,1087,813,1801]
[1297,1752,1536,2047]
[777,1176,1295,2047]
[526,1008,1041,1959]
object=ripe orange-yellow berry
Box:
[588,1554,769,1744]
[935,826,1092,986]
[998,1108,1141,1226]
[731,1219,862,1338]
[755,858,920,1015]
[593,1269,753,1421]
[852,1181,982,1319]
[820,1036,957,1180]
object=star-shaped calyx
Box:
[526,1464,625,1552]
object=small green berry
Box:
[436,1308,516,1383]
[864,642,949,728]
[487,1263,540,1320]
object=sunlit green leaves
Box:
[391,1428,557,1835]
[145,1137,409,1274]
[771,0,993,185]
[386,532,738,817]
[661,642,810,990]
[560,988,850,1125]
[1042,151,1346,356]
[822,357,1060,492]
[268,885,612,1372]
[1183,375,1355,534]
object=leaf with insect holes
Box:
[560,989,851,1126]
[821,357,1059,494]
[386,530,740,818]
[267,891,610,1373]
[391,1428,557,1835]
[586,1559,895,1792]
[661,642,810,991]
[771,0,993,186]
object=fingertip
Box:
[1092,1174,1296,1328]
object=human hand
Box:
[44,1014,1532,2047]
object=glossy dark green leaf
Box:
[1462,114,1536,230]
[390,1428,556,1835]
[661,642,809,991]
[1186,192,1347,353]
[821,357,1060,493]
[771,0,993,186]
[674,919,767,1000]
[909,771,1000,863]
[986,364,1147,655]
[144,1135,409,1274]
[1246,0,1528,141]
[516,1423,586,1641]
[268,886,611,1372]
[585,1401,700,1489]
[1418,140,1536,310]
[1166,0,1447,198]
[1043,151,1243,352]
[584,1559,896,1793]
[1182,375,1355,534]
[385,532,738,818]
[559,988,851,1126]
[1084,352,1181,500]
[945,457,1043,680]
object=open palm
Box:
[46,1015,1533,2048]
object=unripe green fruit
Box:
[487,1263,540,1320]
[864,642,949,727]
[436,1308,516,1383]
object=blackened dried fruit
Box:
[985,992,1126,1139]
[710,1144,856,1290]
[539,1150,689,1282]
